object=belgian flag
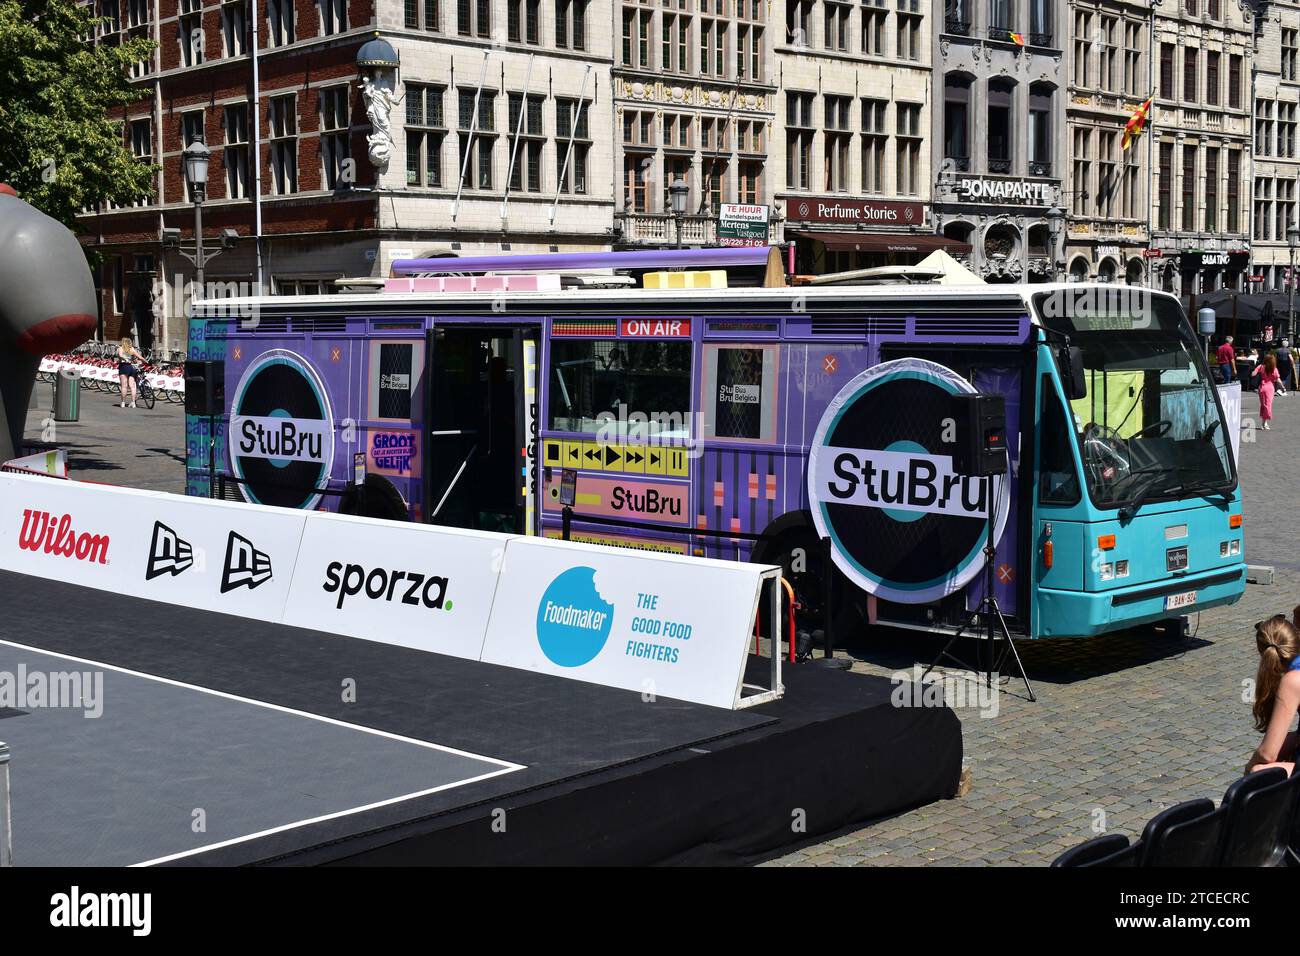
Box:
[1122,96,1154,150]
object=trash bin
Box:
[53,368,80,422]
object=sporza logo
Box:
[146,521,194,580]
[321,561,452,611]
[18,510,109,564]
[221,531,272,593]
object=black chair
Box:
[1052,833,1138,867]
[1216,768,1300,866]
[1138,798,1223,866]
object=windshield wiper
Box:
[1118,474,1166,522]
[1118,469,1230,521]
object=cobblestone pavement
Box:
[23,380,186,493]
[772,384,1296,866]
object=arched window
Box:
[1069,256,1090,283]
[1125,258,1144,286]
[988,79,1016,173]
[1028,83,1054,177]
[944,74,973,171]
[1097,257,1117,283]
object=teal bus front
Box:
[1030,289,1245,638]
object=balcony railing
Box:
[945,17,971,35]
[945,154,971,172]
[1029,160,1053,178]
[988,158,1013,174]
[614,212,784,246]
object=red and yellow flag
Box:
[1122,96,1154,150]
[1010,32,1026,46]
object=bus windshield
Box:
[1036,290,1234,510]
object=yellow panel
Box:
[621,444,647,473]
[542,438,565,467]
[664,447,690,477]
[643,446,668,475]
[577,440,604,470]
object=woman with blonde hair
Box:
[1245,615,1300,775]
[116,335,145,408]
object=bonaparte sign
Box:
[951,176,1055,206]
[807,358,1010,604]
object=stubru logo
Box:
[146,521,193,580]
[536,566,614,667]
[808,358,1010,605]
[322,561,452,611]
[221,531,272,593]
[18,510,109,564]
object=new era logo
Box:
[146,521,193,580]
[220,531,272,593]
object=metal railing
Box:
[0,742,11,867]
[614,212,783,246]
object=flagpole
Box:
[1146,2,1158,290]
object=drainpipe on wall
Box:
[251,0,264,294]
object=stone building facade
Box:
[1250,0,1300,293]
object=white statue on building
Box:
[360,74,403,172]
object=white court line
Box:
[0,639,528,865]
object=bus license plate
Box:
[1165,590,1197,610]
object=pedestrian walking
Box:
[1252,352,1282,430]
[116,335,145,408]
[1216,336,1238,386]
[1276,339,1296,393]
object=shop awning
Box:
[788,231,973,255]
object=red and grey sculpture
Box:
[0,185,98,461]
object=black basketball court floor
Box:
[0,569,963,866]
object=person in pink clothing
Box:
[1253,352,1281,430]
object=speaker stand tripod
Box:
[922,473,1036,702]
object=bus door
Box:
[423,324,539,533]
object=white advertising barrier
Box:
[0,471,306,622]
[1217,382,1242,469]
[481,537,782,709]
[283,511,512,660]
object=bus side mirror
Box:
[1063,346,1087,401]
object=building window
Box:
[623,154,650,212]
[1181,145,1196,232]
[987,79,1013,173]
[318,0,345,35]
[459,0,492,37]
[702,161,726,215]
[1256,99,1275,157]
[943,73,971,169]
[406,0,440,31]
[989,0,1012,35]
[738,160,762,203]
[861,98,887,193]
[223,104,249,199]
[862,0,887,55]
[663,155,691,212]
[786,91,815,190]
[1282,102,1298,159]
[1099,16,1117,92]
[507,0,541,43]
[1228,54,1242,109]
[1285,30,1299,82]
[458,88,496,190]
[269,94,298,195]
[1071,128,1090,217]
[1073,11,1092,88]
[127,0,148,27]
[822,95,851,193]
[1028,84,1052,175]
[1226,150,1240,233]
[1028,0,1050,45]
[406,84,446,188]
[1204,149,1218,233]
[787,0,812,46]
[622,3,651,66]
[179,0,203,66]
[701,14,726,75]
[555,0,587,50]
[737,22,763,79]
[506,93,545,193]
[268,0,294,45]
[319,86,350,191]
[1157,141,1172,231]
[1183,48,1198,103]
[701,116,728,152]
[662,11,692,73]
[222,0,248,56]
[1159,43,1174,99]
[895,102,921,195]
[1205,51,1219,107]
[663,112,692,149]
[1095,131,1116,218]
[824,0,850,51]
[1122,21,1141,94]
[129,118,152,206]
[896,1,921,60]
[555,97,590,194]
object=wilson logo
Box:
[18,510,110,564]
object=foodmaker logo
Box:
[18,509,109,564]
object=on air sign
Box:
[807,358,1010,605]
[620,318,692,338]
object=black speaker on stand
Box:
[185,361,225,499]
[923,393,1035,701]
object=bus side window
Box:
[700,343,778,442]
[1040,378,1081,506]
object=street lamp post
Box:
[669,179,689,250]
[183,138,211,294]
[1288,223,1298,340]
[1046,206,1065,282]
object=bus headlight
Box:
[1115,560,1129,578]
[1221,541,1229,557]
[1230,540,1241,556]
[1099,562,1114,581]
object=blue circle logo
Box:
[536,566,615,667]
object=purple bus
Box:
[189,247,1244,641]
